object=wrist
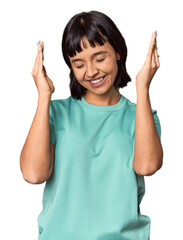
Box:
[136,83,149,94]
[38,94,52,103]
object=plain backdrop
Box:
[0,0,182,239]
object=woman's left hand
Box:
[136,31,160,90]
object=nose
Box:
[86,62,99,78]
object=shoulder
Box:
[49,96,73,113]
[50,95,72,107]
[124,96,136,111]
[123,95,158,115]
[122,95,137,119]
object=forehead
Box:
[69,37,114,60]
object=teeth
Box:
[91,77,104,84]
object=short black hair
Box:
[62,10,131,99]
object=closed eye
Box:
[75,58,105,68]
[76,64,84,69]
[96,58,105,62]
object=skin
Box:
[69,37,121,106]
[133,31,163,175]
[20,41,55,184]
[32,31,163,177]
[69,32,163,176]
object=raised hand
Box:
[136,31,160,90]
[31,41,55,98]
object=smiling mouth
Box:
[87,75,106,83]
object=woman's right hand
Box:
[31,41,55,98]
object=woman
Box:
[20,10,163,240]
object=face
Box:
[69,37,120,96]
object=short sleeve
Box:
[49,102,56,146]
[152,109,161,141]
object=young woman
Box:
[20,10,163,240]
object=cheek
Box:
[105,59,118,75]
[72,69,83,81]
[109,62,118,84]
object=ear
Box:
[116,52,120,61]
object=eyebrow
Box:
[71,51,108,63]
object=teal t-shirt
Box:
[37,94,161,240]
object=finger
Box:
[39,41,44,62]
[153,32,159,65]
[152,45,156,67]
[146,31,157,61]
[32,49,39,75]
[37,41,44,72]
[152,35,157,66]
[154,45,160,67]
[153,31,158,50]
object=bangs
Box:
[66,23,107,57]
[62,10,131,99]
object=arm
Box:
[20,96,55,184]
[133,88,163,176]
[132,31,163,176]
[20,41,55,184]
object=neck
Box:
[84,87,121,106]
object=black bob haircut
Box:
[62,10,132,100]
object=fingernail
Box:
[155,31,157,37]
[37,40,40,46]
